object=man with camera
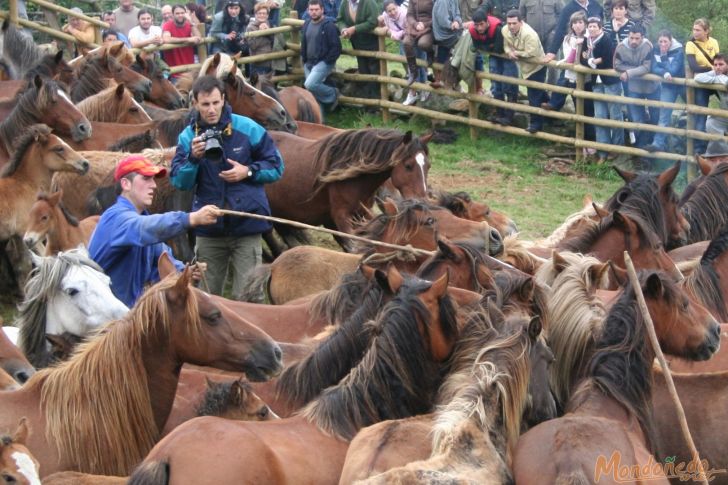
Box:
[170,75,284,298]
[210,0,250,55]
[88,155,222,307]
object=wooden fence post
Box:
[379,34,390,123]
[468,75,478,141]
[574,70,585,162]
[8,0,18,26]
[288,11,303,86]
[685,82,697,181]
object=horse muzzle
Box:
[23,232,41,250]
[73,120,93,142]
[74,159,90,175]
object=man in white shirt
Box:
[128,9,164,49]
[695,54,728,156]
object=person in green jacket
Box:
[338,0,381,100]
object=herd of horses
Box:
[1,18,728,485]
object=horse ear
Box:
[167,267,192,303]
[229,61,238,78]
[613,166,637,182]
[643,272,664,299]
[29,250,44,269]
[109,41,123,57]
[657,161,680,189]
[33,74,42,90]
[611,211,633,233]
[45,333,65,350]
[381,198,399,217]
[527,315,542,341]
[520,276,535,301]
[582,194,593,209]
[552,251,568,273]
[54,50,64,64]
[48,190,62,206]
[358,263,377,281]
[430,270,449,299]
[231,52,242,61]
[249,71,259,87]
[386,264,405,294]
[373,268,392,294]
[592,202,609,219]
[590,262,610,288]
[115,83,126,99]
[419,132,433,144]
[486,298,505,328]
[136,53,145,67]
[437,239,459,261]
[696,155,712,176]
[401,131,413,145]
[12,417,29,445]
[206,53,221,76]
[158,251,177,279]
[609,261,628,287]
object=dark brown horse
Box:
[435,190,519,237]
[252,71,323,124]
[131,54,185,110]
[683,226,728,322]
[267,129,432,252]
[70,52,151,102]
[680,162,728,244]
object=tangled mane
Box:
[502,235,547,275]
[0,124,51,178]
[0,78,62,156]
[71,57,118,102]
[542,253,609,407]
[197,379,251,417]
[32,273,201,476]
[569,272,678,452]
[493,270,551,333]
[23,52,72,83]
[36,191,80,227]
[537,199,599,248]
[351,199,435,254]
[308,267,373,326]
[17,247,101,368]
[680,163,728,243]
[312,129,425,190]
[0,19,43,78]
[147,108,191,147]
[76,85,141,123]
[558,210,660,254]
[683,227,728,321]
[417,240,496,293]
[301,276,458,440]
[109,131,158,153]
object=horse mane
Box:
[538,202,598,247]
[558,211,660,254]
[23,53,67,82]
[71,57,117,102]
[0,78,61,155]
[109,131,158,152]
[351,199,433,254]
[301,276,458,440]
[569,271,676,452]
[418,240,495,293]
[196,379,250,417]
[683,227,728,321]
[308,267,369,326]
[276,276,384,410]
[312,129,422,189]
[435,190,472,215]
[76,85,128,122]
[0,124,51,178]
[681,163,728,243]
[36,191,80,227]
[543,254,609,408]
[0,19,43,78]
[502,235,547,275]
[32,272,202,476]
[604,172,674,246]
[152,109,191,146]
[17,248,102,368]
[493,270,551,332]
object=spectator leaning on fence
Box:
[502,9,549,134]
[128,9,164,50]
[686,18,720,156]
[338,0,381,101]
[102,29,121,44]
[544,0,602,64]
[585,16,623,164]
[431,0,463,92]
[210,0,251,56]
[603,0,653,28]
[247,3,274,75]
[643,30,685,157]
[102,11,132,47]
[113,0,140,38]
[162,4,174,23]
[163,5,203,82]
[403,0,435,91]
[518,0,562,84]
[602,0,633,46]
[694,54,728,157]
[614,24,659,151]
[301,0,342,112]
[62,7,96,57]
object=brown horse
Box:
[70,52,151,103]
[130,54,185,110]
[0,368,18,391]
[76,84,152,124]
[0,266,283,478]
[435,190,519,237]
[43,471,126,484]
[294,120,342,140]
[130,268,460,485]
[252,72,323,124]
[681,227,728,322]
[680,162,728,244]
[64,121,164,152]
[0,77,91,163]
[513,271,720,484]
[23,191,99,255]
[267,129,432,252]
[0,418,41,485]
[0,125,89,242]
[0,51,75,99]
[0,329,35,385]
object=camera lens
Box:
[205,137,223,161]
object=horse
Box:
[16,248,129,369]
[23,191,99,255]
[0,266,283,478]
[267,129,432,252]
[682,226,728,322]
[0,417,41,485]
[70,52,151,103]
[294,120,343,140]
[0,50,75,99]
[129,267,459,485]
[43,471,126,484]
[130,54,185,110]
[0,329,35,385]
[512,271,720,485]
[76,84,152,124]
[0,78,91,163]
[434,190,519,237]
[604,163,689,250]
[252,71,323,124]
[200,53,293,132]
[0,368,19,391]
[0,19,45,79]
[680,162,728,244]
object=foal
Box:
[23,191,98,255]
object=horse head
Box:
[133,54,185,109]
[389,131,431,199]
[31,76,92,142]
[0,418,41,485]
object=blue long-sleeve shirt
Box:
[88,196,187,307]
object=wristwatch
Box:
[247,169,253,178]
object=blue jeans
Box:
[489,55,519,100]
[304,62,337,106]
[692,87,713,154]
[626,89,660,148]
[548,74,595,140]
[399,44,427,83]
[652,84,685,149]
[593,82,624,157]
[527,67,548,130]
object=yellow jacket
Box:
[63,19,96,55]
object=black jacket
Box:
[301,17,342,65]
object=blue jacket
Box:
[170,104,284,238]
[88,196,186,307]
[651,38,685,79]
[301,16,342,66]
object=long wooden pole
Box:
[623,253,710,485]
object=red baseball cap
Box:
[114,155,167,182]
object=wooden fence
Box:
[3,0,728,176]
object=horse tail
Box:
[236,264,272,304]
[297,98,317,124]
[128,460,170,485]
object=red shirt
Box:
[162,20,195,72]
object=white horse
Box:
[16,247,128,368]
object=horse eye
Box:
[41,215,49,221]
[53,146,65,153]
[66,288,79,297]
[405,164,414,171]
[130,107,139,112]
[257,407,269,418]
[425,217,435,226]
[206,311,222,324]
[2,473,16,483]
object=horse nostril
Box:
[81,160,90,172]
[78,123,87,133]
[15,371,30,384]
[273,344,282,362]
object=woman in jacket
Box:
[686,18,719,154]
[247,3,274,74]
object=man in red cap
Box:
[88,155,221,307]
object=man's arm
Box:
[246,123,285,184]
[170,127,201,190]
[695,70,728,85]
[625,49,652,78]
[209,13,227,43]
[352,0,379,34]
[323,22,343,64]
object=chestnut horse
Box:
[0,267,283,478]
[435,190,519,237]
[70,52,151,102]
[682,226,728,322]
[513,271,720,484]
[680,162,728,244]
[252,71,323,124]
[0,418,41,485]
[130,55,185,110]
[23,191,98,255]
[0,368,18,391]
[76,84,152,124]
[0,77,91,164]
[267,129,431,252]
[0,328,35,386]
[0,51,75,100]
[130,268,460,485]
